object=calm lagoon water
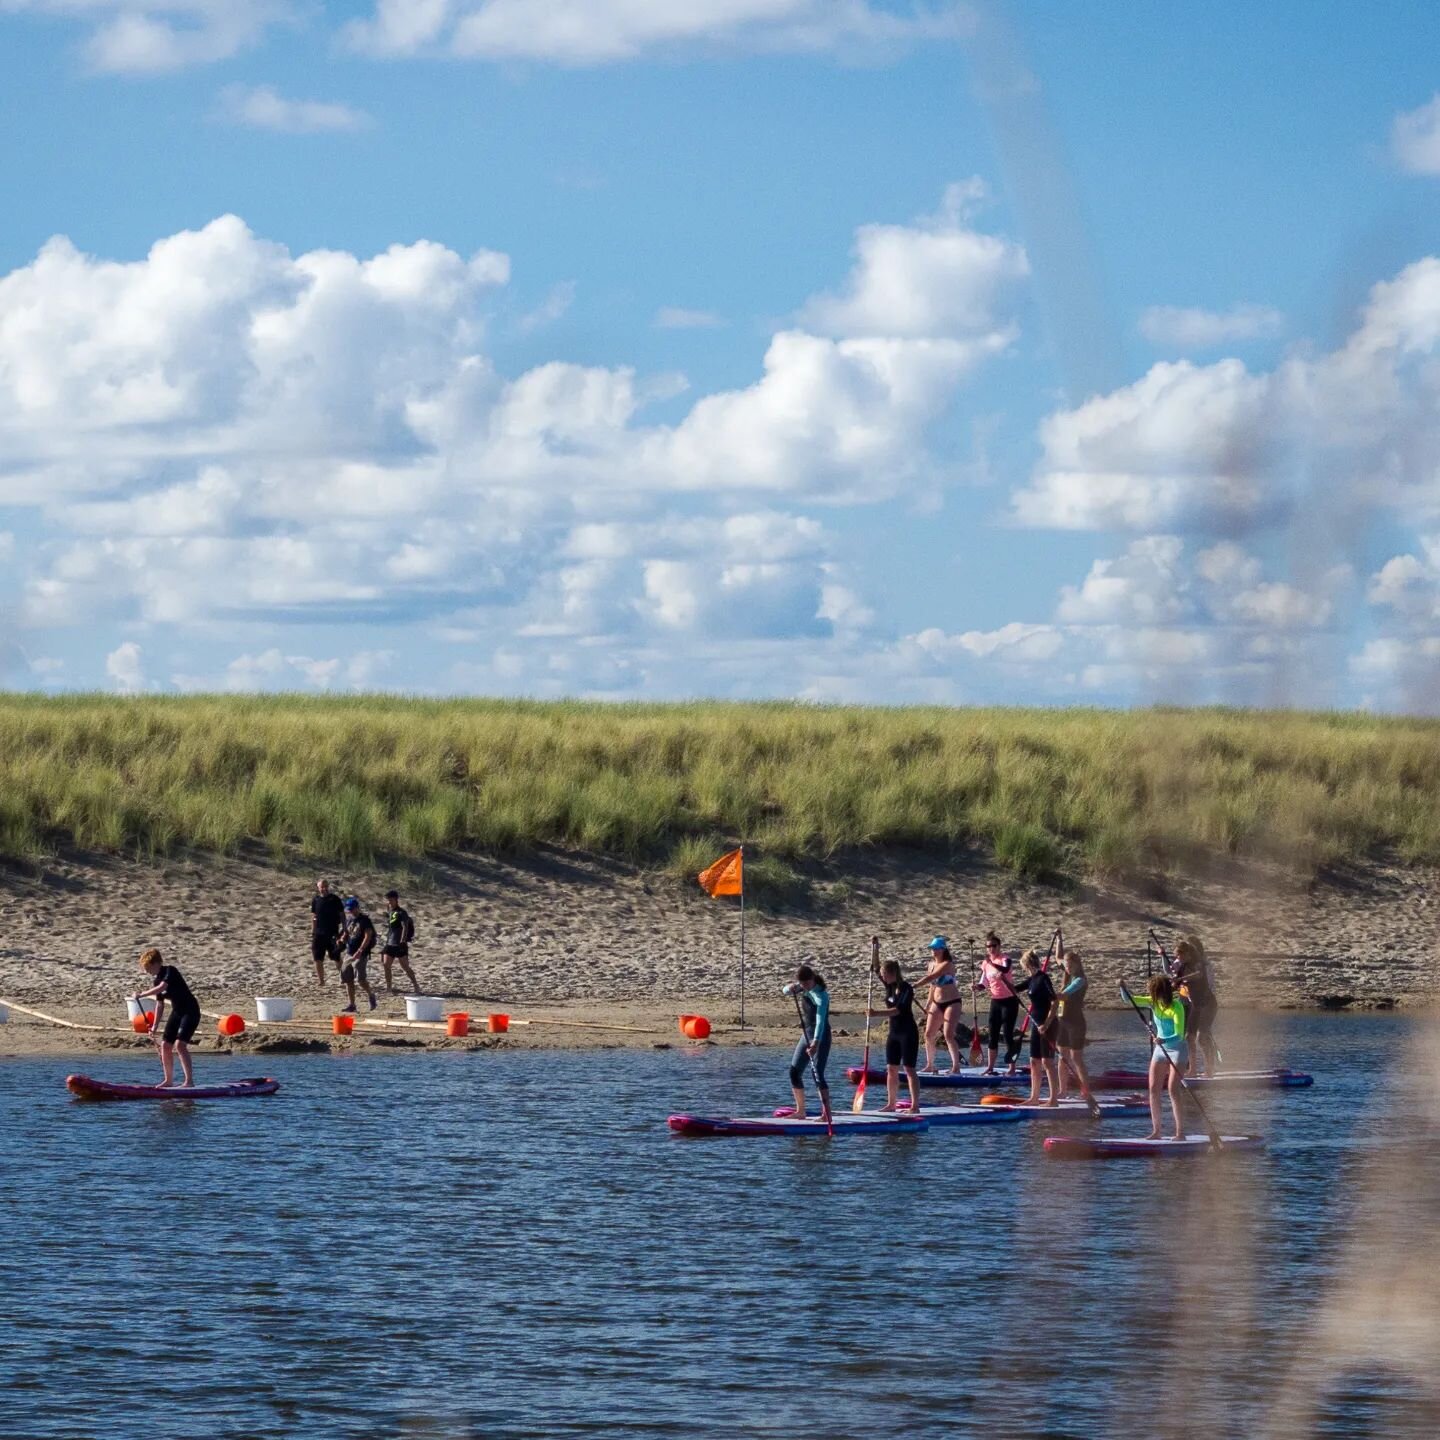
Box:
[3,1012,1438,1438]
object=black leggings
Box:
[790,1031,831,1090]
[988,997,1020,1062]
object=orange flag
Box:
[697,847,743,897]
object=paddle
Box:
[853,937,879,1113]
[1119,981,1223,1151]
[967,937,983,1065]
[790,989,834,1138]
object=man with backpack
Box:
[381,889,419,994]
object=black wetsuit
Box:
[1020,971,1056,1061]
[157,964,200,1044]
[884,978,920,1069]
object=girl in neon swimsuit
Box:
[1125,974,1189,1141]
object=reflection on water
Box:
[1,1012,1436,1438]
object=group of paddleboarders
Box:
[781,929,1219,1134]
[309,879,419,1010]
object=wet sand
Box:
[1,844,1435,1059]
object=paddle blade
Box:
[851,1074,867,1112]
[968,1028,982,1064]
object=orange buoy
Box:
[216,1013,246,1037]
[677,1013,697,1034]
[446,1013,470,1037]
[332,1014,355,1036]
[131,1013,153,1034]
[487,1013,509,1034]
[682,1015,712,1040]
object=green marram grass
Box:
[0,695,1437,884]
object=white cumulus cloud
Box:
[1139,303,1283,350]
[1392,94,1440,176]
[344,0,972,64]
[218,84,372,135]
[105,640,145,693]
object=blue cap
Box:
[344,897,359,910]
[927,935,948,950]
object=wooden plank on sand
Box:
[0,998,115,1032]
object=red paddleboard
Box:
[1044,1134,1265,1160]
[66,1075,279,1102]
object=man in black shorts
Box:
[341,897,378,1013]
[380,889,419,994]
[310,879,346,986]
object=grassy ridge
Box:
[0,695,1437,883]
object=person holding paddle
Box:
[1015,949,1060,1106]
[918,936,966,1074]
[868,958,922,1114]
[1170,935,1219,1078]
[975,931,1021,1076]
[1054,950,1101,1116]
[782,966,832,1123]
[1123,974,1189,1141]
[132,947,201,1088]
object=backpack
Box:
[400,908,416,944]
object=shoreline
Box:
[2,842,1436,1065]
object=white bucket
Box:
[126,996,158,1021]
[406,995,443,1023]
[255,996,294,1023]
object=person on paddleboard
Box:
[782,965,832,1122]
[868,958,921,1114]
[380,889,419,994]
[340,897,378,1014]
[1017,949,1059,1106]
[1122,974,1188,1142]
[132,947,201,1088]
[310,878,346,988]
[918,936,966,1074]
[975,931,1021,1076]
[1169,935,1218,1078]
[1054,950,1101,1117]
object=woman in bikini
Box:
[919,936,966,1074]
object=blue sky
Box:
[4,0,1440,708]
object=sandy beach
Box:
[1,843,1434,1060]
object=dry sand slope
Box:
[0,845,1435,1056]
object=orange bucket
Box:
[487,1013,510,1034]
[683,1015,712,1040]
[216,1013,246,1037]
[677,1013,697,1034]
[332,1014,355,1035]
[131,1013,152,1034]
[447,1013,470,1037]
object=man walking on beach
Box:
[381,889,419,994]
[309,879,346,987]
[341,897,378,1013]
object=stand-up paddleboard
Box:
[776,1104,1023,1128]
[973,1096,1147,1117]
[846,1065,1031,1088]
[668,1112,926,1137]
[1091,1069,1312,1091]
[1044,1134,1265,1160]
[66,1074,279,1102]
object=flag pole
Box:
[739,844,747,1029]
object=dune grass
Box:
[0,695,1437,887]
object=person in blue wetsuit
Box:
[1121,974,1189,1141]
[783,965,832,1122]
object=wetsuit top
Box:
[156,965,198,1015]
[346,912,377,956]
[1020,971,1055,1026]
[385,907,413,948]
[311,891,345,938]
[885,979,918,1034]
[1174,959,1214,1007]
[1057,973,1087,1018]
[1131,994,1187,1044]
[977,957,1017,1000]
[798,986,831,1043]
